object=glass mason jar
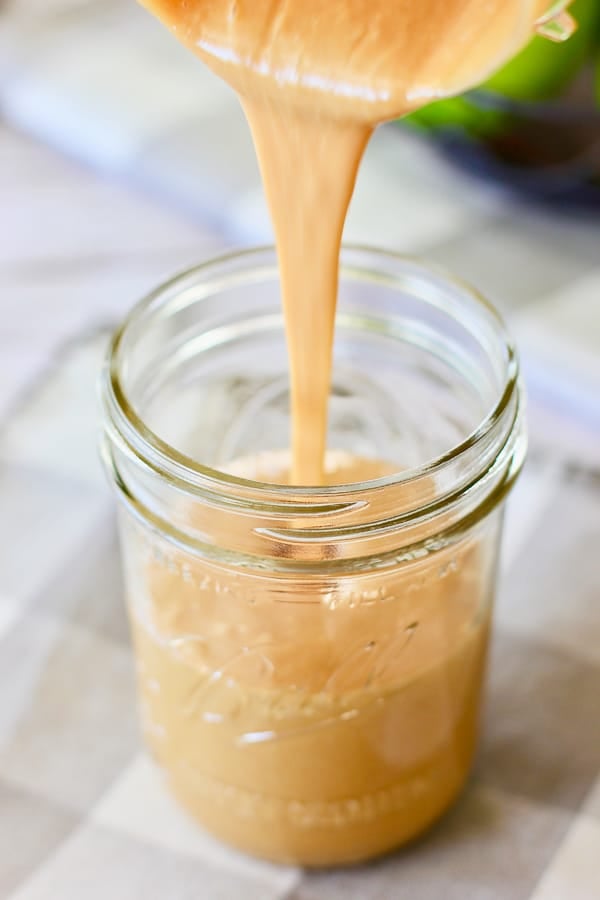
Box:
[101,246,526,867]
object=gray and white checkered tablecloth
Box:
[0,330,599,900]
[1,1,600,898]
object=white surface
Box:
[530,817,600,900]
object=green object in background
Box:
[485,0,599,100]
[407,0,600,138]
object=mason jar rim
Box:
[102,244,521,508]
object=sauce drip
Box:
[142,0,566,483]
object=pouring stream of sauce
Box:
[140,0,573,484]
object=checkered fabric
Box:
[1,331,599,900]
[1,1,600,898]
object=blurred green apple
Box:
[406,0,600,137]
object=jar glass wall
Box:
[101,247,526,866]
